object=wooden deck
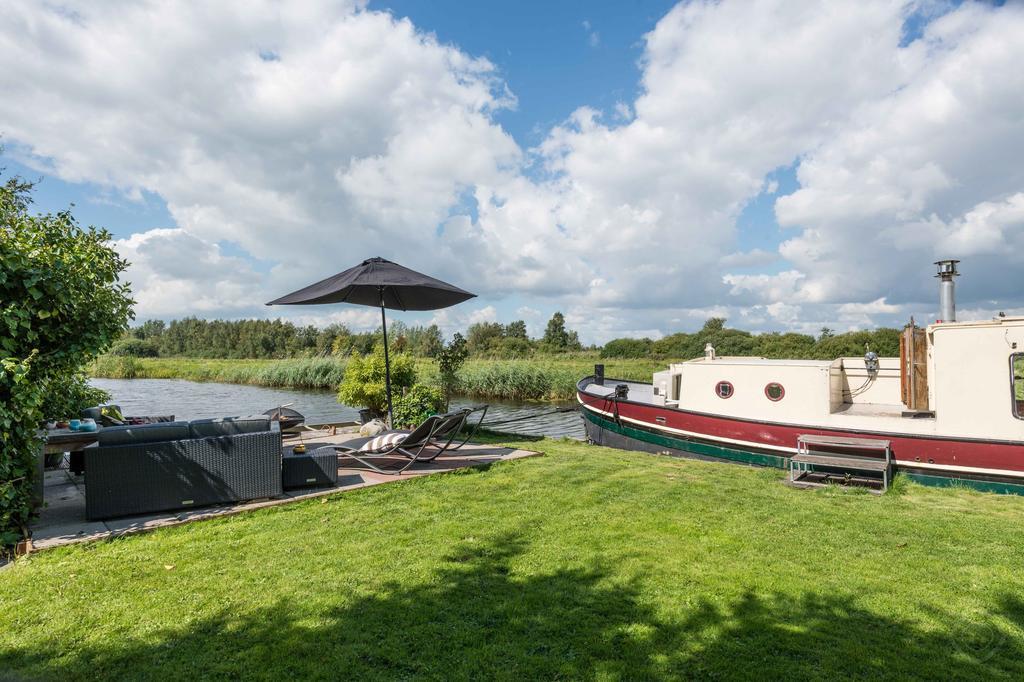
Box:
[28,428,539,553]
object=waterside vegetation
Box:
[93,318,904,403]
[3,436,1024,679]
[90,354,662,402]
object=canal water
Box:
[90,378,585,439]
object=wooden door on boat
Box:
[900,324,929,411]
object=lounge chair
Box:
[329,410,471,475]
[443,404,488,450]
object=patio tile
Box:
[30,521,109,551]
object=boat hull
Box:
[578,380,1024,495]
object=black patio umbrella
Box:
[267,257,475,425]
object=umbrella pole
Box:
[379,293,394,428]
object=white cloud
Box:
[0,0,517,301]
[114,229,262,318]
[2,0,1023,343]
[773,2,1024,308]
[838,298,903,316]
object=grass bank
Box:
[90,356,663,401]
[4,437,1024,679]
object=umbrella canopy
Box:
[267,257,476,426]
[266,257,475,310]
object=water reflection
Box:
[90,378,584,439]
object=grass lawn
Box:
[3,437,1024,680]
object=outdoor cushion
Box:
[358,432,408,453]
[188,415,271,439]
[98,421,191,447]
[336,430,410,452]
[81,404,122,423]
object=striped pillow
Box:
[359,432,407,453]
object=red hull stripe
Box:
[578,390,1024,477]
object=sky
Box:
[1,0,1022,344]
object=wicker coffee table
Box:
[282,449,338,490]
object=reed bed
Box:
[90,356,664,402]
[90,356,347,390]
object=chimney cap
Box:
[934,259,960,277]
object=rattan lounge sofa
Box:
[85,416,283,520]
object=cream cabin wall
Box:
[831,357,903,406]
[674,360,833,421]
[929,321,1024,440]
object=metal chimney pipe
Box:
[934,259,960,323]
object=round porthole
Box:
[765,382,785,401]
[715,381,734,399]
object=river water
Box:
[90,378,585,439]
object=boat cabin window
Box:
[672,374,682,401]
[1013,354,1024,420]
[765,382,785,402]
[715,381,734,399]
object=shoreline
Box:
[90,355,662,403]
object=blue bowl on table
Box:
[69,419,81,431]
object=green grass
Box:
[90,356,662,402]
[4,438,1024,679]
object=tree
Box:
[601,337,654,359]
[435,333,468,410]
[1,169,133,549]
[336,344,416,416]
[703,317,727,333]
[541,312,583,352]
[505,320,528,339]
[466,322,505,356]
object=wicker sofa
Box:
[85,415,283,520]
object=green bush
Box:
[435,333,468,409]
[109,338,160,357]
[1,171,132,550]
[392,384,446,428]
[601,337,654,358]
[336,344,416,415]
[38,372,110,421]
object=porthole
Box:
[715,381,734,399]
[765,382,785,402]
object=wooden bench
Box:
[791,435,892,493]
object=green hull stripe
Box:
[581,407,1024,496]
[582,409,789,469]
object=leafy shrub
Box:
[336,344,415,414]
[601,338,654,358]
[109,338,160,357]
[392,384,446,428]
[1,171,132,550]
[435,333,468,409]
[38,372,110,421]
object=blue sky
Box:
[2,1,1023,343]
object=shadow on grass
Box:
[474,427,546,443]
[4,533,1022,680]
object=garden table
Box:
[34,429,100,507]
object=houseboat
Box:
[577,261,1024,493]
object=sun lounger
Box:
[329,410,470,474]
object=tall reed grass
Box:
[90,356,347,390]
[90,356,664,402]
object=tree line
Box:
[113,314,901,361]
[601,318,900,360]
[112,311,586,359]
